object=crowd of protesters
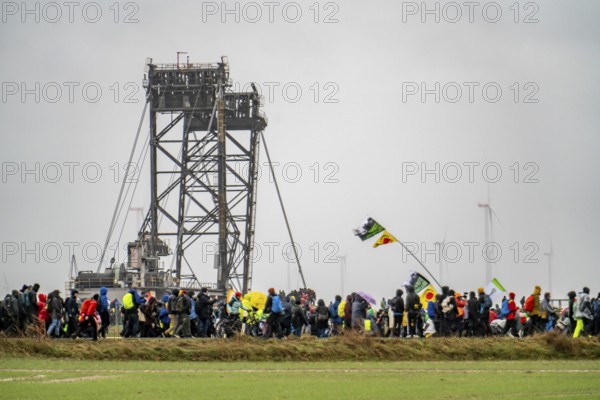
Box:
[1,282,599,340]
[381,285,599,339]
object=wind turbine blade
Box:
[488,205,502,225]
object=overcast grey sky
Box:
[1,0,599,302]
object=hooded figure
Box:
[159,294,171,327]
[405,285,420,312]
[531,285,542,317]
[97,287,111,339]
[573,287,593,338]
[405,285,422,337]
[46,290,63,337]
[8,290,21,319]
[37,293,49,323]
[315,299,330,337]
[351,294,367,333]
[196,288,217,338]
[502,292,519,337]
[389,289,405,338]
[99,287,109,313]
[391,289,405,314]
[574,288,593,321]
[66,290,79,317]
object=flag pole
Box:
[395,239,442,290]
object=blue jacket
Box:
[129,289,145,305]
[190,299,197,320]
[159,294,171,324]
[427,301,436,320]
[330,300,342,324]
[99,287,109,313]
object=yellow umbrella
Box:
[249,291,267,310]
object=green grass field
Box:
[2,335,600,399]
[1,358,600,399]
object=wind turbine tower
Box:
[337,255,347,296]
[434,233,446,286]
[478,198,501,284]
[544,242,554,294]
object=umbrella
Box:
[357,290,376,305]
[249,291,267,310]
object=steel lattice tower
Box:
[140,57,266,293]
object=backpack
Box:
[271,295,282,313]
[524,295,534,313]
[22,292,31,309]
[481,294,492,311]
[122,293,134,310]
[177,296,191,313]
[442,296,456,319]
[579,296,588,313]
[318,307,329,322]
[3,294,17,318]
[500,299,509,318]
[329,303,338,319]
[338,300,346,319]
[169,295,179,314]
[441,296,454,313]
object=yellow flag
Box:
[419,284,437,310]
[372,230,397,248]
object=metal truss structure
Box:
[139,57,267,293]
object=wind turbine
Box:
[543,240,554,294]
[337,255,347,296]
[2,273,10,294]
[478,195,501,284]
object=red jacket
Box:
[81,299,97,317]
[506,299,518,321]
[37,293,49,322]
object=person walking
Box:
[174,290,192,338]
[574,287,593,338]
[291,299,309,337]
[79,294,99,341]
[315,299,330,338]
[165,289,180,337]
[390,289,404,338]
[502,292,518,337]
[265,288,283,338]
[97,287,110,339]
[65,289,80,339]
[406,285,422,338]
[196,288,217,338]
[478,288,492,337]
[46,290,63,338]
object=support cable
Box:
[260,132,307,289]
[97,100,148,272]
